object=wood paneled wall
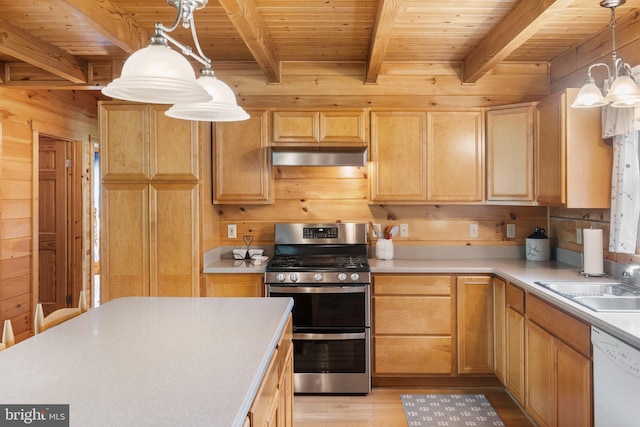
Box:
[216,165,548,248]
[0,88,98,341]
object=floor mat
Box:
[401,393,506,426]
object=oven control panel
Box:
[266,271,371,284]
[303,227,338,239]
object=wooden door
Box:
[38,139,67,315]
[457,276,493,374]
[426,111,484,202]
[535,92,565,206]
[493,277,506,383]
[505,306,525,405]
[370,111,427,202]
[525,319,556,427]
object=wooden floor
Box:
[294,387,535,427]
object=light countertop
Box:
[0,297,293,427]
[204,254,640,348]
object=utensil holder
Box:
[375,239,394,260]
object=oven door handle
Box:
[293,332,366,341]
[268,285,365,294]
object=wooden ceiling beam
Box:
[365,0,403,84]
[217,0,281,83]
[0,18,87,84]
[462,0,575,84]
[59,0,150,53]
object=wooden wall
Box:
[0,88,98,341]
[215,164,547,248]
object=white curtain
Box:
[602,65,640,253]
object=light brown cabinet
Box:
[525,293,592,427]
[373,274,454,376]
[505,283,525,405]
[535,88,612,208]
[457,276,493,374]
[486,104,535,203]
[272,110,366,145]
[100,103,201,301]
[214,110,273,204]
[493,278,506,383]
[370,110,483,203]
[205,273,264,297]
[249,316,293,427]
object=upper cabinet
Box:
[486,104,535,203]
[535,88,612,208]
[272,110,367,145]
[370,110,484,204]
[214,110,273,204]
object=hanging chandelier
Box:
[571,0,640,109]
[101,0,249,122]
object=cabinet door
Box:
[457,276,493,374]
[556,339,592,427]
[493,278,506,383]
[272,111,319,143]
[375,296,451,335]
[535,92,565,206]
[149,105,199,181]
[150,182,199,297]
[205,274,264,297]
[319,111,366,144]
[506,306,525,405]
[486,105,534,202]
[100,103,150,181]
[375,336,453,374]
[525,319,555,427]
[214,110,272,203]
[101,182,149,300]
[370,112,427,202]
[427,111,484,202]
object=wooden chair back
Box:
[0,319,14,350]
[34,290,89,335]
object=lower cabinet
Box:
[373,274,454,376]
[525,294,592,427]
[457,276,493,374]
[205,273,264,297]
[248,315,293,427]
[505,282,525,405]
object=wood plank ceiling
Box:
[0,0,638,89]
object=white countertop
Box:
[0,297,293,427]
[204,254,640,348]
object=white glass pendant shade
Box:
[571,82,608,108]
[165,70,250,122]
[605,75,640,107]
[101,41,212,104]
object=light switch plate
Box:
[506,224,516,239]
[400,224,409,238]
[228,224,237,239]
[470,223,479,238]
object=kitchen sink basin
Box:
[534,281,640,312]
[572,296,640,312]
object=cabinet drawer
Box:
[374,296,452,334]
[373,275,452,295]
[526,294,591,358]
[506,282,525,314]
[375,336,452,374]
[249,347,279,426]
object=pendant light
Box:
[571,0,640,109]
[101,0,249,122]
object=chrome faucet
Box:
[622,265,640,278]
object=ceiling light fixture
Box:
[571,0,640,109]
[101,0,248,122]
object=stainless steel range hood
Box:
[271,146,368,167]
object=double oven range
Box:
[265,223,371,394]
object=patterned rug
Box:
[401,394,506,426]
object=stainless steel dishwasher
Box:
[592,326,640,427]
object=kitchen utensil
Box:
[388,225,399,239]
[232,249,248,260]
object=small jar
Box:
[375,239,394,260]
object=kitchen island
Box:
[0,297,293,427]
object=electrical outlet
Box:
[228,224,237,239]
[506,224,516,239]
[576,228,582,245]
[469,223,479,238]
[400,224,409,238]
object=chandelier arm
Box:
[609,6,619,78]
[188,15,212,68]
[156,0,184,34]
[159,31,211,68]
